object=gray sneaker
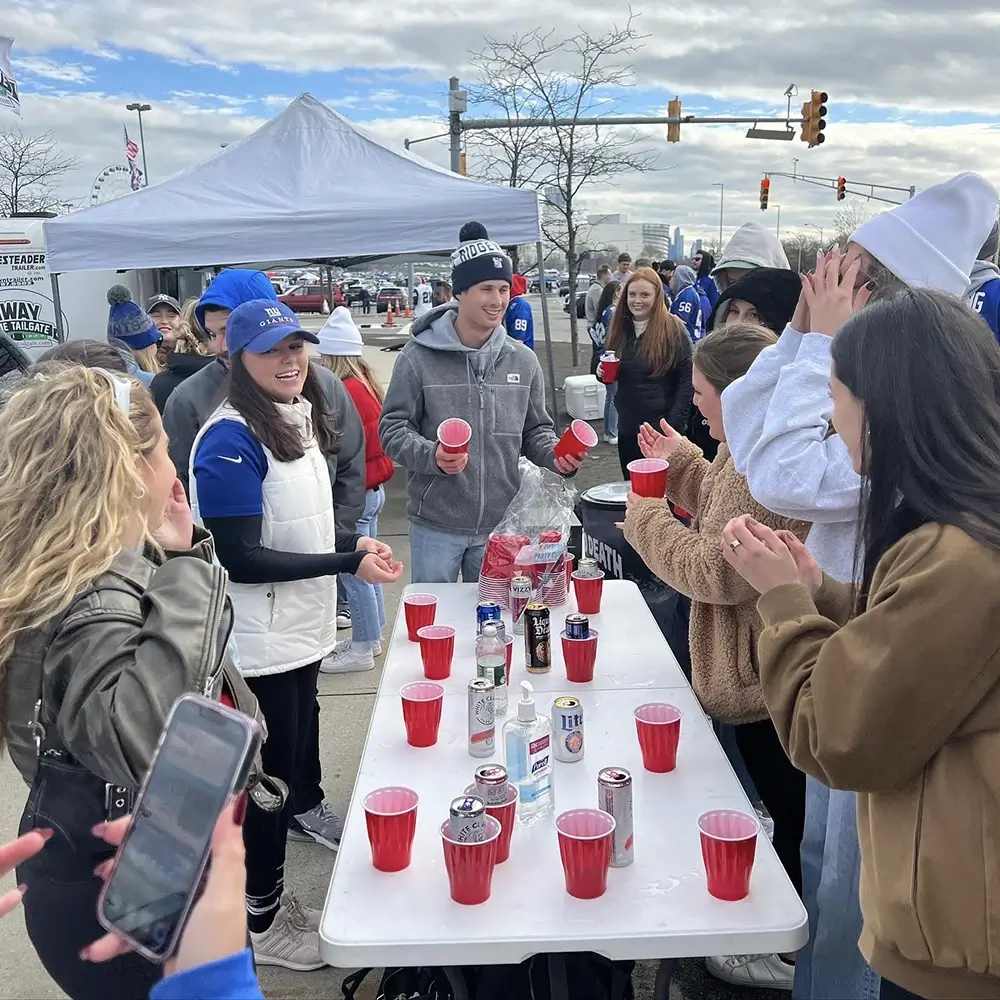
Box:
[251,896,326,971]
[282,890,321,932]
[292,801,344,851]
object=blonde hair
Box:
[131,343,163,374]
[316,354,385,405]
[177,297,211,354]
[694,322,778,393]
[0,366,161,743]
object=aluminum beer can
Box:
[524,602,551,673]
[477,601,503,634]
[564,613,590,640]
[576,557,602,579]
[510,575,532,635]
[449,795,487,842]
[598,766,634,867]
[468,677,495,758]
[552,696,584,763]
[473,764,509,805]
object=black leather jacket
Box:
[6,528,283,811]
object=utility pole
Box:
[448,78,465,175]
[713,183,724,249]
[765,168,915,206]
[806,222,825,249]
[125,102,152,185]
[775,205,781,240]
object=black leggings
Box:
[734,717,806,894]
[291,696,325,817]
[243,660,321,932]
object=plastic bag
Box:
[478,460,576,614]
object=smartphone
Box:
[97,693,261,962]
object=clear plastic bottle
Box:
[476,622,507,715]
[503,681,554,825]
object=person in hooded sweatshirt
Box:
[669,265,705,342]
[504,273,535,349]
[711,221,791,293]
[692,249,721,313]
[964,218,1000,341]
[380,222,582,584]
[719,171,999,1000]
[707,266,803,336]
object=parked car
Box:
[376,286,405,313]
[278,283,345,314]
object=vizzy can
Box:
[449,795,487,842]
[564,613,590,640]
[598,766,634,867]
[510,575,532,635]
[473,764,509,805]
[524,602,551,673]
[476,601,503,634]
[467,677,495,758]
[552,696,584,763]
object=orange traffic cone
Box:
[405,302,413,319]
[386,305,395,328]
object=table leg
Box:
[547,954,570,1000]
[653,958,677,1000]
[442,967,470,1000]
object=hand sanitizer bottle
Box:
[503,680,554,825]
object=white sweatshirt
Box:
[721,325,860,582]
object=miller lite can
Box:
[552,696,584,762]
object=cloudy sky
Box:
[4,0,998,248]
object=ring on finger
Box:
[729,539,742,551]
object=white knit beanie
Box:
[317,306,363,356]
[850,172,1000,296]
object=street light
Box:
[712,183,724,250]
[774,205,781,240]
[125,102,152,185]
[805,222,825,249]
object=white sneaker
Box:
[282,891,322,932]
[336,608,351,629]
[333,638,382,657]
[605,435,618,445]
[251,896,326,971]
[321,641,375,674]
[705,954,794,991]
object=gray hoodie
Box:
[966,259,1000,302]
[712,222,790,275]
[379,303,561,536]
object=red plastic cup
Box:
[564,553,575,590]
[556,809,616,899]
[561,629,599,683]
[554,419,599,460]
[634,702,682,772]
[699,809,759,901]
[466,783,519,864]
[363,787,419,872]
[440,815,502,904]
[628,458,669,498]
[572,570,605,615]
[504,634,514,684]
[417,624,455,680]
[599,352,620,383]
[400,681,444,747]
[438,418,472,454]
[403,593,437,641]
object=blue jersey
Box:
[671,285,704,342]
[192,419,269,518]
[504,296,534,350]
[696,274,720,313]
[971,277,1000,342]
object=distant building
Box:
[583,214,674,259]
[669,227,685,261]
[642,223,671,258]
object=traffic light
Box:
[800,90,828,147]
[836,176,847,200]
[667,97,681,143]
[760,177,770,211]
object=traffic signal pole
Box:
[763,170,916,206]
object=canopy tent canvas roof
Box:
[43,93,541,274]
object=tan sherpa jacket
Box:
[621,438,810,723]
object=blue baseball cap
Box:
[225,299,320,355]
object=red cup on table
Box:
[698,809,759,901]
[363,787,419,872]
[437,417,472,455]
[561,628,599,683]
[556,809,616,899]
[416,624,455,680]
[599,351,619,383]
[465,783,519,864]
[628,458,669,498]
[563,553,575,590]
[403,593,437,641]
[572,569,605,615]
[554,419,599,461]
[634,702,682,772]
[400,681,445,747]
[440,815,502,904]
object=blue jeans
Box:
[339,487,387,644]
[604,379,619,438]
[410,522,488,584]
[794,779,880,999]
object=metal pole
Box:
[448,77,462,175]
[407,262,415,314]
[536,240,561,434]
[719,184,724,248]
[775,205,781,240]
[50,273,66,341]
[136,109,149,185]
[797,244,802,272]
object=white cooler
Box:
[563,374,606,421]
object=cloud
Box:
[14,56,94,84]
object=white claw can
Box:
[468,677,495,758]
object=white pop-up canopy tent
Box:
[43,93,541,273]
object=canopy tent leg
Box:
[50,273,65,342]
[536,240,561,434]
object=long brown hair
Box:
[693,322,778,393]
[227,354,340,462]
[316,354,385,405]
[605,267,687,376]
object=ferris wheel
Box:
[90,165,133,206]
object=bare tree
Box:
[832,200,879,247]
[0,127,79,217]
[781,234,822,273]
[475,15,656,363]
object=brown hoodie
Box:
[621,438,809,723]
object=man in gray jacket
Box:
[380,221,581,584]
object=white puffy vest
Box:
[190,399,338,677]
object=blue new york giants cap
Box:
[225,299,319,355]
